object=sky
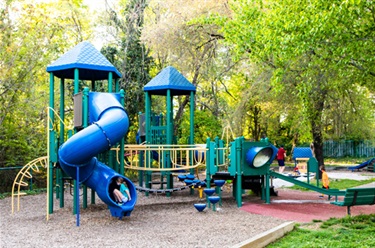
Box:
[83,0,110,11]
[83,0,119,49]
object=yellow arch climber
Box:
[11,156,48,214]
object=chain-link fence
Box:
[0,166,46,193]
[323,140,375,158]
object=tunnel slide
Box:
[58,92,137,219]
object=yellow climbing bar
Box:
[11,156,48,214]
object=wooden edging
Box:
[232,221,295,248]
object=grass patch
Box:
[289,178,375,191]
[267,214,375,248]
[0,188,47,199]
[324,157,374,166]
[269,157,373,168]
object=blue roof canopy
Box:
[46,41,121,80]
[144,66,196,96]
[292,147,313,160]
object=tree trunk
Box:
[309,84,326,167]
[311,121,324,167]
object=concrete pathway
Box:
[272,170,375,188]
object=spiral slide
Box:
[58,92,137,219]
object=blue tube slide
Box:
[348,158,375,171]
[58,92,137,219]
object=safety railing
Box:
[214,146,230,171]
[114,144,207,171]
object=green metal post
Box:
[166,90,172,144]
[235,138,243,207]
[59,78,65,146]
[145,92,151,144]
[166,90,172,197]
[48,72,55,214]
[205,138,211,208]
[82,87,89,208]
[74,69,79,93]
[265,171,270,204]
[59,169,64,208]
[205,138,211,186]
[57,78,65,205]
[229,141,237,198]
[189,91,195,178]
[82,87,89,130]
[143,92,151,194]
[73,69,79,215]
[108,72,113,93]
[189,91,195,144]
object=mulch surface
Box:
[241,189,375,223]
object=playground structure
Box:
[45,41,137,223]
[40,41,282,219]
[13,41,374,226]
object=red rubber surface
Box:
[241,189,375,223]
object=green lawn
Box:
[289,178,375,191]
[270,157,374,168]
[267,214,375,248]
[269,174,375,248]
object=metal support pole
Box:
[235,138,243,207]
[73,69,79,215]
[48,72,55,215]
[82,87,89,208]
[76,167,80,227]
[108,72,113,93]
[265,172,270,204]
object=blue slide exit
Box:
[348,158,375,172]
[58,92,137,219]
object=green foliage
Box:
[0,0,93,168]
[267,214,375,247]
[2,0,375,176]
[207,0,375,165]
[177,110,222,144]
[101,0,153,133]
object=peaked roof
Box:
[144,66,196,96]
[292,147,313,160]
[46,41,121,80]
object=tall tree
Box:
[101,0,153,135]
[213,0,375,165]
[141,0,233,138]
[0,0,93,167]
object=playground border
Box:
[232,221,295,248]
